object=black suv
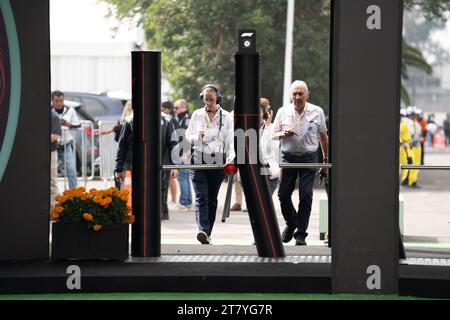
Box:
[64,92,124,124]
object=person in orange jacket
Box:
[416,109,427,165]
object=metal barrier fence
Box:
[57,120,95,189]
[98,121,120,186]
[58,120,120,189]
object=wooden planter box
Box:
[51,223,129,262]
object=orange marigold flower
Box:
[129,214,135,224]
[55,206,64,213]
[93,196,102,204]
[93,224,102,232]
[55,195,65,203]
[50,209,59,220]
[82,213,93,221]
[110,187,119,194]
[89,188,98,195]
[118,190,129,198]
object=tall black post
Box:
[0,0,50,260]
[331,0,403,293]
[131,51,161,257]
[234,31,284,258]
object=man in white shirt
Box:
[51,90,80,189]
[185,84,235,244]
[272,80,329,246]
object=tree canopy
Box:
[103,0,450,109]
[103,0,330,112]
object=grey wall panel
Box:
[331,0,403,293]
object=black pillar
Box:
[331,0,403,293]
[0,0,50,260]
[131,51,161,257]
[234,31,284,258]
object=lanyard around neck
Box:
[204,108,223,133]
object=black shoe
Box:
[295,238,307,246]
[197,231,210,244]
[401,180,408,186]
[161,214,169,220]
[281,226,296,243]
[410,183,421,189]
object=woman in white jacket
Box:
[259,98,280,195]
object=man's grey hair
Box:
[290,80,309,92]
[175,99,188,108]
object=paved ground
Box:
[57,147,450,247]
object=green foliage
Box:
[102,0,330,112]
[400,0,448,104]
[102,0,447,109]
[401,38,433,105]
[404,0,450,21]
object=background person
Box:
[162,100,184,211]
[417,109,427,164]
[426,113,437,147]
[51,90,80,189]
[399,108,413,187]
[259,97,280,195]
[229,110,244,212]
[99,100,133,141]
[406,106,423,188]
[50,109,62,207]
[444,113,450,146]
[174,99,193,210]
[114,113,178,220]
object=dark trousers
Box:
[190,169,225,236]
[161,170,170,218]
[278,152,317,240]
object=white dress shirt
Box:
[185,106,235,164]
[272,102,327,156]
